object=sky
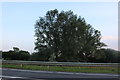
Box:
[1,2,118,53]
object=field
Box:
[2,63,119,74]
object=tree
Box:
[2,47,30,60]
[93,48,106,63]
[13,47,19,52]
[103,48,119,63]
[91,48,120,63]
[18,50,30,60]
[34,9,106,62]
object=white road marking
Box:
[1,75,45,80]
[2,75,26,78]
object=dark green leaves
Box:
[34,9,106,62]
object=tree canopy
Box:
[1,9,119,63]
[2,47,30,60]
[34,9,106,62]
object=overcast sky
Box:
[1,2,118,53]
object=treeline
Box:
[2,47,30,60]
[2,9,120,63]
[33,9,119,63]
[30,48,120,63]
[2,47,120,63]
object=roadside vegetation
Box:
[1,9,119,74]
[2,47,120,63]
[2,63,118,74]
[2,9,120,63]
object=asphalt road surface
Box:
[1,68,120,80]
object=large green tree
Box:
[34,9,106,62]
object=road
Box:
[1,68,120,80]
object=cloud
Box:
[102,35,118,41]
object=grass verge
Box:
[2,63,119,74]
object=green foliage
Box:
[103,48,120,63]
[30,52,50,61]
[92,48,120,63]
[2,47,30,60]
[2,9,118,63]
[3,64,118,74]
[34,9,106,62]
[13,47,19,52]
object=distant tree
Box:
[34,9,106,62]
[30,52,45,61]
[18,50,30,60]
[93,48,106,63]
[91,48,120,63]
[103,49,119,63]
[2,50,14,60]
[2,47,30,60]
[13,47,19,52]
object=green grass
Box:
[2,63,119,74]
